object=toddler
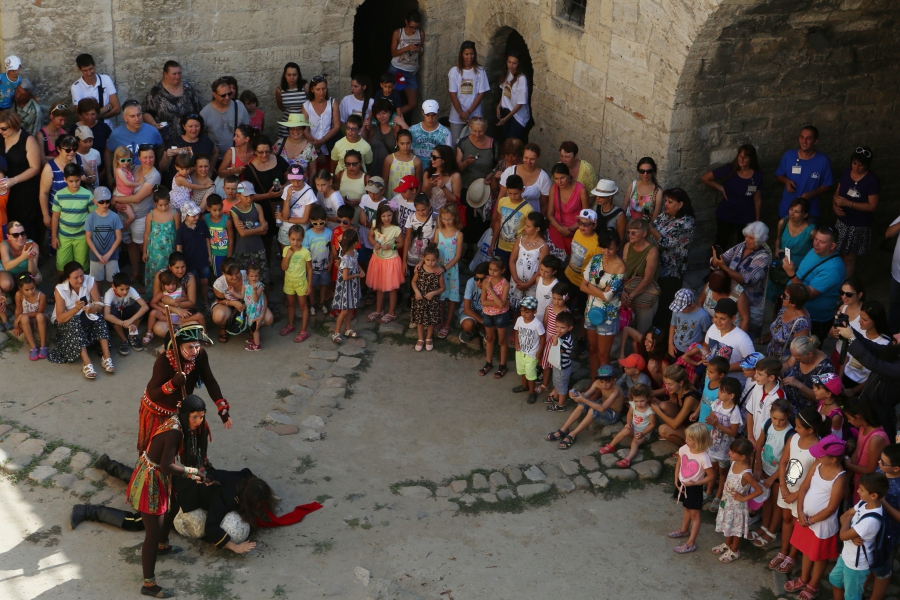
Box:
[434,204,463,338]
[539,281,570,398]
[616,353,652,395]
[706,377,744,510]
[512,295,545,404]
[113,146,143,197]
[204,194,233,278]
[171,154,212,212]
[280,225,312,343]
[547,364,624,451]
[669,422,714,554]
[599,383,656,467]
[12,273,48,360]
[303,205,333,314]
[410,244,445,352]
[243,262,267,351]
[103,271,149,356]
[712,438,763,563]
[331,228,363,343]
[545,310,574,412]
[366,203,404,323]
[147,270,182,338]
[477,256,510,379]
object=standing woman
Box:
[545,163,589,260]
[581,229,625,377]
[768,197,816,303]
[593,180,626,243]
[766,283,811,361]
[839,301,891,397]
[455,116,497,243]
[273,114,317,180]
[497,143,549,214]
[782,335,834,414]
[829,276,865,363]
[623,157,663,221]
[244,136,289,267]
[447,41,490,146]
[365,99,404,182]
[216,124,255,183]
[302,76,341,171]
[833,147,879,277]
[37,102,71,164]
[384,129,422,194]
[558,141,598,195]
[0,110,42,242]
[496,52,530,141]
[389,10,425,117]
[275,62,307,139]
[142,61,204,146]
[335,149,369,216]
[650,188,695,329]
[701,144,764,250]
[621,219,660,335]
[486,137,523,199]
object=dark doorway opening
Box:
[352,0,420,86]
[484,28,534,142]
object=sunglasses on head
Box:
[650,327,661,335]
[138,143,155,151]
[52,103,70,112]
[311,75,326,83]
[855,147,872,158]
[184,113,200,121]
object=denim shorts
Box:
[482,310,511,329]
[388,65,419,90]
[591,408,620,425]
[587,317,620,336]
[311,271,330,287]
[190,266,211,281]
[552,365,571,395]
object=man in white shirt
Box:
[703,298,755,383]
[71,54,120,128]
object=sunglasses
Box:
[638,168,654,174]
[96,199,111,204]
[310,220,326,226]
[430,155,442,161]
[59,147,77,153]
[840,290,857,297]
[118,158,133,163]
[338,219,351,225]
[855,147,872,158]
[474,276,485,282]
[346,126,359,132]
[344,161,360,167]
[218,91,234,98]
[8,231,25,238]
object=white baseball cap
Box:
[578,208,597,223]
[421,99,439,115]
[5,56,21,71]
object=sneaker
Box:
[118,340,131,356]
[129,335,144,351]
[38,346,49,359]
[29,348,39,361]
[458,330,473,343]
[309,305,317,316]
[547,403,567,412]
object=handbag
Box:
[548,340,561,369]
[623,246,661,309]
[213,146,236,197]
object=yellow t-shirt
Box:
[495,196,534,252]
[565,229,602,285]
[283,246,311,283]
[372,225,401,260]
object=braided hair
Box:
[178,394,208,468]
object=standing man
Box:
[0,55,22,109]
[143,60,203,147]
[14,77,41,136]
[782,227,845,341]
[200,77,249,159]
[70,54,121,128]
[105,100,163,187]
[775,125,833,221]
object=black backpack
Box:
[856,508,894,574]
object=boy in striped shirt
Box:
[51,162,94,273]
[547,311,575,412]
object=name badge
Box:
[747,186,757,192]
[847,188,860,198]
[791,166,802,174]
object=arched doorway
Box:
[484,27,534,142]
[352,0,420,87]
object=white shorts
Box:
[90,260,120,282]
[129,217,147,245]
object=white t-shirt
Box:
[404,212,437,265]
[705,325,755,383]
[514,316,545,358]
[213,271,247,301]
[280,183,316,237]
[393,194,415,236]
[499,166,551,213]
[338,95,373,124]
[845,334,891,384]
[53,275,99,322]
[104,286,141,310]
[535,277,557,323]
[677,446,712,485]
[448,66,490,124]
[500,72,530,127]
[744,383,786,441]
[709,400,743,461]
[71,74,118,128]
[317,190,344,221]
[77,149,102,188]
[842,501,884,570]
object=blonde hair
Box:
[685,422,711,452]
[439,203,462,229]
[113,145,133,164]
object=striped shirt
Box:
[558,331,574,369]
[52,186,94,238]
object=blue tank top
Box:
[49,155,84,205]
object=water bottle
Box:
[273,178,282,193]
[275,204,283,226]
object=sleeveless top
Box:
[368,125,396,181]
[624,242,657,281]
[703,284,744,328]
[628,180,658,221]
[40,127,58,159]
[429,179,453,212]
[596,204,624,233]
[853,426,889,503]
[339,172,367,205]
[277,88,308,138]
[783,434,816,495]
[391,28,422,72]
[22,291,42,314]
[806,464,844,539]
[1,133,42,221]
[230,202,265,254]
[780,221,816,266]
[482,278,508,316]
[1,240,30,275]
[387,153,416,193]
[456,136,496,188]
[548,182,585,252]
[304,99,335,157]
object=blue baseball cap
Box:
[520,296,538,310]
[739,352,766,370]
[597,364,616,379]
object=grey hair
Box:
[742,221,769,245]
[790,335,820,356]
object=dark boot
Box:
[70,504,129,530]
[94,453,134,483]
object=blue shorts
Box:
[191,266,211,281]
[552,365,571,395]
[828,556,868,600]
[482,310,511,329]
[388,65,419,90]
[587,317,620,336]
[311,271,330,287]
[591,408,620,425]
[212,255,226,278]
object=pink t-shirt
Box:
[678,446,712,485]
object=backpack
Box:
[856,509,894,575]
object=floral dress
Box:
[652,213,695,278]
[767,307,810,359]
[784,356,835,414]
[583,254,624,327]
[144,218,176,291]
[437,230,460,302]
[715,465,752,538]
[508,238,545,309]
[411,266,442,326]
[332,251,361,311]
[243,282,265,323]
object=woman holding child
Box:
[144,252,203,344]
[782,335,834,414]
[650,364,701,445]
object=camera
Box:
[772,251,785,269]
[712,245,724,257]
[833,313,850,329]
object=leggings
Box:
[140,498,178,579]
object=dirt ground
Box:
[0,310,782,600]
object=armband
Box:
[162,380,176,395]
[215,398,231,423]
[183,466,198,478]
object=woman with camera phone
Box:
[838,300,891,397]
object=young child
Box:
[314,169,345,228]
[547,364,624,450]
[668,288,710,359]
[103,271,149,356]
[458,262,488,344]
[745,356,787,452]
[12,273,48,360]
[753,399,796,550]
[240,90,265,131]
[280,225,312,343]
[670,422,715,554]
[410,244,445,352]
[713,438,763,563]
[508,212,549,310]
[243,261,267,351]
[512,295,546,404]
[539,281,571,398]
[278,163,316,251]
[403,192,437,282]
[786,435,848,599]
[617,351,652,392]
[599,383,656,467]
[697,356,729,433]
[829,472,888,600]
[303,205,333,314]
[490,174,533,275]
[433,204,463,338]
[706,377,744,510]
[872,444,900,600]
[331,228,364,344]
[374,71,404,110]
[75,125,102,189]
[546,311,575,412]
[174,202,212,312]
[147,270,182,337]
[358,176,386,287]
[191,154,216,211]
[535,254,560,323]
[51,163,94,273]
[478,256,511,379]
[171,154,212,212]
[204,194,234,278]
[113,146,143,197]
[84,186,123,292]
[813,373,847,439]
[330,204,361,317]
[142,187,180,291]
[366,203,404,323]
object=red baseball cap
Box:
[393,175,420,193]
[619,353,646,371]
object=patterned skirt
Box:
[127,452,171,515]
[48,316,110,363]
[835,219,872,256]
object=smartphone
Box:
[785,248,791,264]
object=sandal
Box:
[718,549,740,563]
[673,543,696,554]
[599,443,617,455]
[511,385,528,393]
[547,402,567,412]
[667,530,689,539]
[557,434,576,450]
[142,332,154,345]
[711,543,729,555]
[752,526,777,548]
[344,329,359,338]
[218,329,229,343]
[783,578,808,593]
[546,429,566,442]
[279,324,296,336]
[156,543,183,555]
[244,342,261,352]
[775,555,796,574]
[437,325,450,339]
[615,458,631,468]
[708,497,721,512]
[526,393,538,404]
[293,331,310,343]
[82,363,97,380]
[534,384,548,394]
[493,365,508,379]
[425,339,433,351]
[768,552,787,570]
[331,333,342,344]
[415,339,424,352]
[366,311,383,322]
[102,357,116,373]
[140,583,175,598]
[478,362,493,376]
[798,585,819,600]
[380,313,397,323]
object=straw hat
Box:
[466,178,489,208]
[277,113,311,128]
